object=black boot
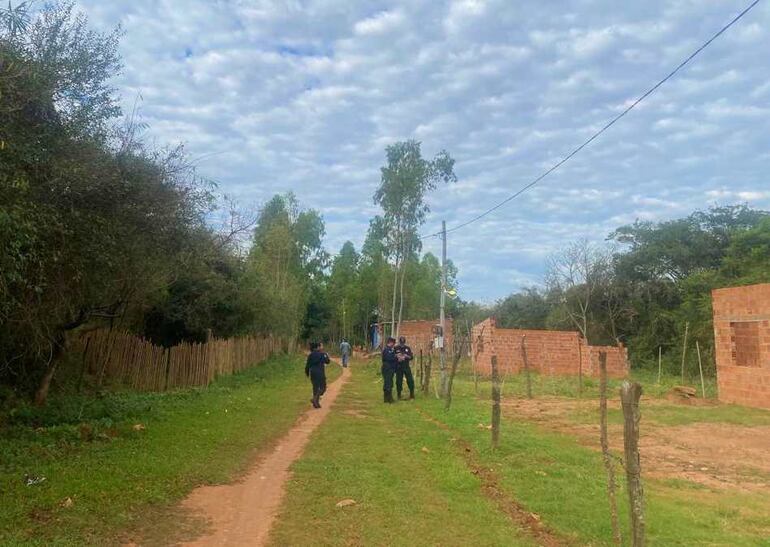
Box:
[384,391,394,404]
[409,391,415,400]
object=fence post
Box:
[621,380,645,547]
[696,341,706,399]
[680,321,689,384]
[600,351,622,546]
[164,347,172,391]
[491,355,501,449]
[77,336,92,393]
[419,349,424,391]
[521,335,532,399]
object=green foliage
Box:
[244,193,328,341]
[0,4,307,401]
[492,205,770,376]
[0,355,333,545]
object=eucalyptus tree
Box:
[373,140,456,338]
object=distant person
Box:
[305,341,330,409]
[381,337,398,403]
[395,336,415,400]
[340,338,351,368]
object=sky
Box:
[75,0,770,303]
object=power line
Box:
[420,0,762,240]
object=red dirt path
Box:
[179,365,350,546]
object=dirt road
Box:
[180,364,351,546]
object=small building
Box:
[712,283,770,409]
[376,319,454,353]
[471,318,628,378]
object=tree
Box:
[373,140,456,338]
[545,239,611,344]
[244,193,327,341]
[493,288,550,330]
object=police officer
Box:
[381,337,398,403]
[305,341,330,409]
[395,336,415,400]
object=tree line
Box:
[491,205,770,375]
[0,3,463,404]
[5,1,766,407]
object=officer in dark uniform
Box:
[305,341,330,408]
[381,337,398,403]
[395,336,415,399]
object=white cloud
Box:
[72,0,770,301]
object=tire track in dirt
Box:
[177,364,351,547]
[415,407,571,547]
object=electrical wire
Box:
[419,0,763,240]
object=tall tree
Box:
[373,140,456,338]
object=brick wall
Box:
[471,318,628,378]
[377,319,454,352]
[712,283,770,409]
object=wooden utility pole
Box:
[439,220,448,398]
[621,380,645,546]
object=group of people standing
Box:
[304,335,416,409]
[381,336,415,403]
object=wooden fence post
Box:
[621,380,645,547]
[491,355,501,449]
[657,346,662,385]
[599,351,622,546]
[419,349,424,391]
[577,337,583,398]
[680,322,689,384]
[696,341,706,399]
[77,336,91,393]
[521,335,532,399]
[164,347,172,391]
[423,351,432,395]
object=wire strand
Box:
[420,0,762,240]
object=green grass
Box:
[0,354,339,546]
[268,359,536,547]
[482,363,719,400]
[418,371,770,546]
[470,362,770,428]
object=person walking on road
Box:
[306,341,330,409]
[339,338,351,368]
[395,336,415,400]
[381,337,398,403]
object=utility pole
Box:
[439,220,447,398]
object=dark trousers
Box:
[310,368,326,398]
[396,363,415,397]
[381,363,395,402]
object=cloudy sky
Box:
[76,0,770,302]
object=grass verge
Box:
[419,370,770,546]
[1,354,338,546]
[268,359,537,547]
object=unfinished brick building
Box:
[471,318,628,378]
[712,283,770,409]
[377,319,453,352]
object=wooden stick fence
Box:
[80,330,288,391]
